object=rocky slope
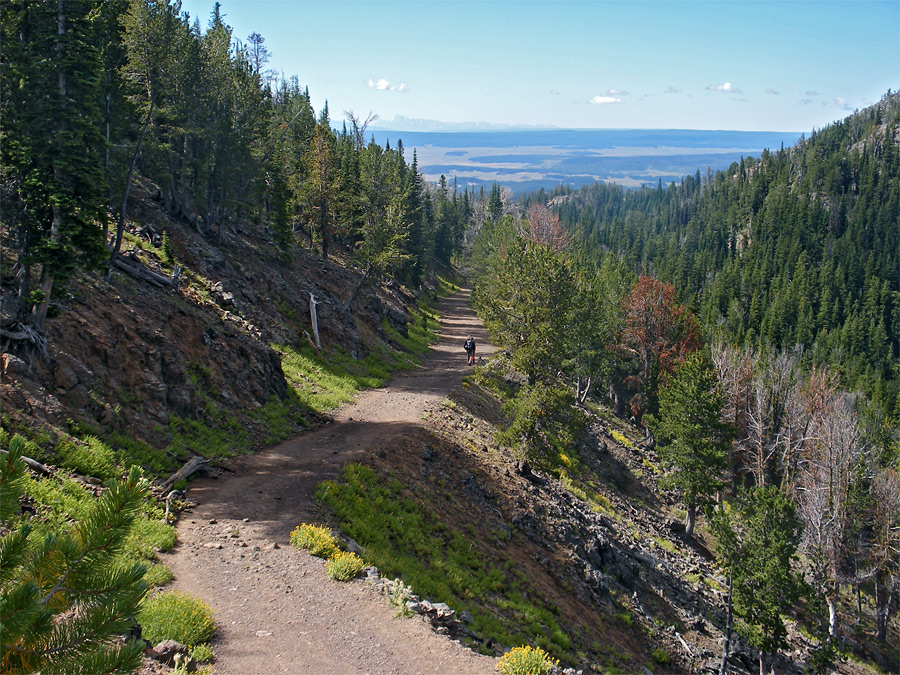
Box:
[1,181,893,674]
[2,177,417,463]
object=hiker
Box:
[464,336,476,365]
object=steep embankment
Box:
[1,175,425,465]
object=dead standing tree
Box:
[794,372,868,642]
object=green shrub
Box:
[139,591,215,646]
[496,645,559,675]
[615,611,634,627]
[289,523,339,558]
[326,550,366,581]
[57,435,117,479]
[124,516,177,560]
[651,648,670,665]
[388,579,414,618]
[190,643,214,663]
[496,382,585,465]
[142,563,174,587]
[652,536,678,555]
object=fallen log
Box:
[0,448,55,477]
[162,456,208,489]
[112,254,179,289]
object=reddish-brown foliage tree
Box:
[519,203,573,252]
[617,275,701,424]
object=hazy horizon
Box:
[368,127,803,192]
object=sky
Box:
[178,0,899,133]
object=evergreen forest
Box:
[1,0,898,671]
[544,94,899,417]
[470,91,899,671]
[1,0,473,339]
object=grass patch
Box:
[587,491,613,515]
[124,516,177,560]
[651,648,671,666]
[106,432,176,476]
[274,344,365,412]
[290,523,340,558]
[167,404,248,460]
[610,429,633,448]
[139,591,215,647]
[326,551,366,580]
[702,576,725,593]
[652,536,678,555]
[143,563,174,587]
[316,463,571,662]
[56,435,117,480]
[190,643,214,664]
[615,611,634,627]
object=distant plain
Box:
[370,128,804,192]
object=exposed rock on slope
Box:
[1,183,421,466]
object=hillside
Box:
[548,92,900,416]
[3,191,894,674]
[1,3,897,670]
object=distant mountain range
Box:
[369,128,804,193]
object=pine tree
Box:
[712,486,804,675]
[0,436,149,674]
[646,351,733,537]
[1,0,108,331]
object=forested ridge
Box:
[1,2,481,671]
[470,94,900,672]
[544,92,900,416]
[2,0,899,671]
[1,0,474,341]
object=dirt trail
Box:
[163,288,498,674]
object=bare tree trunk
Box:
[110,98,154,265]
[685,503,697,539]
[309,293,321,350]
[576,375,591,405]
[875,573,895,642]
[827,590,838,639]
[719,562,734,675]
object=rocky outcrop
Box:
[1,190,414,456]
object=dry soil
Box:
[162,288,498,675]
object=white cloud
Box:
[833,96,852,110]
[588,95,623,105]
[607,88,629,96]
[707,81,740,93]
[800,99,814,105]
[806,90,819,96]
[367,78,406,93]
[663,86,681,94]
[765,88,780,95]
[550,89,560,95]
